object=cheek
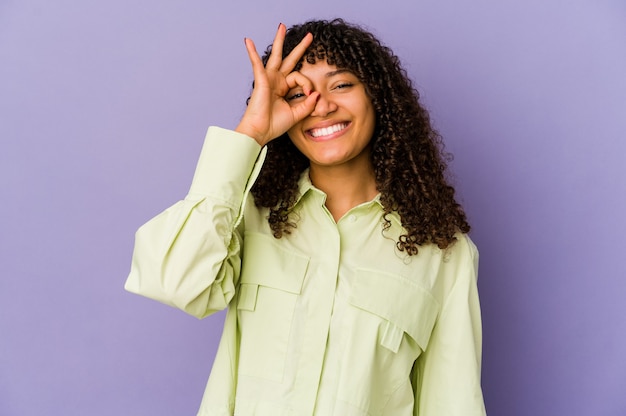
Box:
[286,127,300,145]
[286,131,309,156]
[363,106,376,135]
[287,119,307,137]
[286,129,299,142]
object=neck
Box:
[309,160,378,222]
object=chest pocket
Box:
[236,232,309,382]
[350,269,440,354]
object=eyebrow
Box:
[325,69,352,78]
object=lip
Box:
[305,121,351,142]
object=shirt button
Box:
[348,214,357,223]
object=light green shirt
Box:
[126,127,486,416]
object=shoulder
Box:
[449,233,478,261]
[437,233,479,283]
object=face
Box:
[286,60,376,171]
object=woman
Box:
[126,19,486,415]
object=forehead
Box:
[297,60,354,79]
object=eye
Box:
[334,82,354,90]
[286,92,306,101]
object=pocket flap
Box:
[239,232,310,294]
[237,283,259,311]
[350,269,440,350]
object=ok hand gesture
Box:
[235,24,319,146]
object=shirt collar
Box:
[294,168,387,211]
[294,168,315,206]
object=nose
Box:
[310,92,338,117]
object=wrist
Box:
[235,124,269,147]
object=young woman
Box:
[126,19,486,416]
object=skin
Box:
[236,24,378,221]
[235,24,319,146]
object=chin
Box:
[310,154,353,167]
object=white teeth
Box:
[310,123,347,138]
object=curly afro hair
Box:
[250,19,470,255]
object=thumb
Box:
[291,91,319,123]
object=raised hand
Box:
[235,23,320,146]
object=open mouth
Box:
[307,122,349,139]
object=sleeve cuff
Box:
[187,126,264,202]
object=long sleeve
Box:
[124,127,265,318]
[412,237,486,415]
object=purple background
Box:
[1,1,625,415]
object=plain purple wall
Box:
[1,1,625,415]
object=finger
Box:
[244,38,269,88]
[285,71,313,96]
[244,38,263,70]
[244,38,262,68]
[281,32,313,74]
[291,91,320,123]
[266,23,286,70]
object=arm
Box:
[125,24,319,318]
[412,237,487,415]
[124,127,264,318]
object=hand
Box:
[235,23,320,146]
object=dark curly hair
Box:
[250,19,470,255]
